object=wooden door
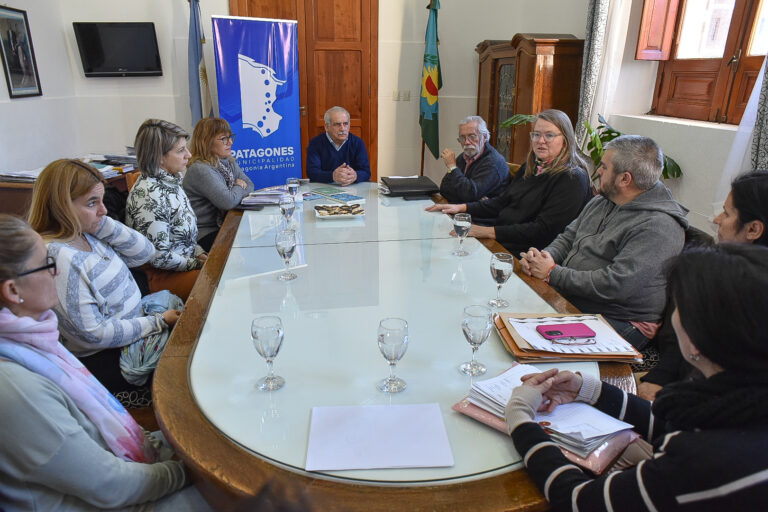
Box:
[229,0,378,180]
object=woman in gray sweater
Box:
[184,118,254,251]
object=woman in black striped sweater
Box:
[505,243,768,511]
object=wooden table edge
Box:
[154,204,632,511]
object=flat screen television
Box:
[73,22,162,77]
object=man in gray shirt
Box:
[520,135,688,349]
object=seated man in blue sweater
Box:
[306,106,371,185]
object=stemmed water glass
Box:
[279,195,295,226]
[453,213,471,256]
[459,305,493,376]
[275,229,297,281]
[376,317,409,393]
[286,177,300,197]
[489,252,514,308]
[251,316,285,391]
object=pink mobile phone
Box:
[536,323,596,340]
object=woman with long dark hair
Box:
[505,243,768,510]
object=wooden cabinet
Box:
[476,34,584,165]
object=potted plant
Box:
[500,113,682,179]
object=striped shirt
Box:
[511,382,768,511]
[48,216,165,356]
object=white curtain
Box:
[575,0,633,146]
[713,56,768,216]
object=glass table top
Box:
[231,182,456,248]
[190,208,599,485]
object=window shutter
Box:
[636,0,680,61]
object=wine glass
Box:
[453,213,471,256]
[251,316,285,391]
[459,305,493,376]
[275,229,297,281]
[286,177,300,197]
[488,252,514,308]
[376,317,409,393]
[279,195,295,226]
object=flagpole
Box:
[420,140,425,176]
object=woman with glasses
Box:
[184,117,254,251]
[505,244,768,510]
[427,109,592,254]
[126,119,207,301]
[0,214,210,511]
[28,159,180,400]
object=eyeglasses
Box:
[530,132,563,142]
[550,337,597,346]
[217,134,235,144]
[17,256,57,277]
[457,133,480,144]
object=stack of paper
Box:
[240,188,290,207]
[0,168,43,183]
[457,364,635,461]
[494,313,642,363]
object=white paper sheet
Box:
[305,403,454,471]
[469,365,632,439]
[507,315,636,354]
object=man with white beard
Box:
[438,115,509,203]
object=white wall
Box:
[0,0,228,170]
[0,0,739,235]
[378,0,590,182]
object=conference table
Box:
[154,182,634,511]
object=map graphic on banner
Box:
[238,55,285,137]
[212,16,301,188]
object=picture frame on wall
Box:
[0,6,42,98]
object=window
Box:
[637,0,768,124]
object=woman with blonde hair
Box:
[28,159,180,400]
[0,214,209,511]
[184,117,253,251]
[427,109,592,254]
[126,119,207,300]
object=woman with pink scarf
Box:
[0,215,209,511]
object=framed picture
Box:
[0,6,41,98]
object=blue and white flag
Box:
[188,0,212,126]
[211,16,301,188]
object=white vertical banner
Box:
[211,16,301,188]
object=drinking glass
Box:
[488,252,514,308]
[251,316,285,391]
[376,317,409,393]
[459,305,493,376]
[453,213,471,256]
[275,229,297,281]
[286,177,300,197]
[279,195,295,226]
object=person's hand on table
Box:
[332,163,356,186]
[637,381,663,401]
[440,148,457,169]
[519,248,555,280]
[521,368,582,413]
[162,309,182,327]
[425,203,466,214]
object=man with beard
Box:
[519,135,688,350]
[307,106,370,185]
[438,116,509,203]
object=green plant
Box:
[583,115,682,180]
[500,113,683,180]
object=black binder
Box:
[380,176,439,198]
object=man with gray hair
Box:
[438,115,509,203]
[306,106,370,185]
[520,135,689,350]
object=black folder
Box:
[380,176,439,198]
